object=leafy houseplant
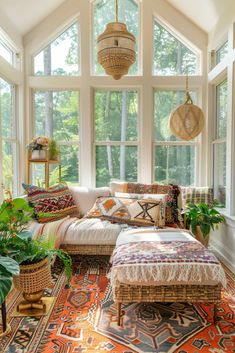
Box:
[0,256,19,305]
[184,203,225,246]
[0,195,72,309]
[48,139,60,161]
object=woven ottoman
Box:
[109,228,226,325]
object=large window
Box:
[33,90,80,185]
[154,90,197,186]
[213,79,227,206]
[34,22,80,76]
[0,78,18,198]
[216,41,228,65]
[94,90,138,186]
[93,0,139,75]
[153,20,198,75]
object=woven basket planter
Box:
[13,257,51,294]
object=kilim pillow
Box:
[85,196,164,227]
[111,182,180,224]
[114,192,167,226]
[22,183,81,223]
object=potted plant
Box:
[48,139,60,161]
[184,202,225,247]
[27,136,50,160]
[0,195,72,312]
[0,255,19,334]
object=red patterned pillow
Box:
[86,196,164,227]
[22,183,81,223]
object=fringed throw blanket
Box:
[109,228,227,289]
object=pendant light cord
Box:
[185,72,193,104]
[116,0,118,22]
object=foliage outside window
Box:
[0,78,18,199]
[34,22,79,76]
[213,80,227,206]
[95,90,138,186]
[93,0,139,75]
[153,20,198,75]
[154,90,197,186]
[216,41,228,65]
[34,90,79,186]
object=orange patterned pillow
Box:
[86,196,164,227]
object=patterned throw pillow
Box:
[22,183,81,223]
[115,192,167,226]
[86,196,164,227]
[180,186,214,209]
[111,182,180,224]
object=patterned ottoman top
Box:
[109,228,227,289]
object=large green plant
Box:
[0,196,72,299]
[0,256,19,305]
[184,203,225,238]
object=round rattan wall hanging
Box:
[169,78,205,141]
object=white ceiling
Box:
[0,0,232,36]
[0,0,66,35]
[166,0,233,33]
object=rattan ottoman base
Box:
[114,283,222,325]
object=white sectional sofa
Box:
[26,183,214,255]
[28,185,124,255]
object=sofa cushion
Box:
[62,218,122,245]
[68,186,110,216]
[86,196,164,227]
[110,181,180,224]
[28,217,121,246]
[22,183,80,223]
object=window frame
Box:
[32,20,81,77]
[212,78,228,208]
[0,29,21,70]
[93,87,140,186]
[152,17,201,76]
[153,87,199,186]
[32,88,81,185]
[0,77,19,200]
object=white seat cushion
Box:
[62,217,122,245]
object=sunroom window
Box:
[33,90,80,186]
[216,41,228,65]
[93,0,139,75]
[0,77,18,199]
[213,79,227,206]
[34,22,80,76]
[94,90,138,186]
[154,90,197,186]
[153,20,199,75]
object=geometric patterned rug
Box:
[0,255,234,353]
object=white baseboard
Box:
[210,243,235,273]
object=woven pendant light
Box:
[97,0,136,80]
[169,76,205,141]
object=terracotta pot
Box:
[195,225,209,247]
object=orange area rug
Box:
[0,256,234,353]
